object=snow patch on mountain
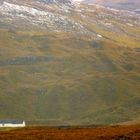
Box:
[0,2,51,16]
[0,1,90,34]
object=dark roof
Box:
[0,120,24,124]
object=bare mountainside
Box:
[84,0,140,12]
[0,0,140,125]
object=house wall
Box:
[0,121,26,127]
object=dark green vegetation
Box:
[0,2,140,125]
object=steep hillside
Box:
[0,0,140,125]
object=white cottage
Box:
[0,120,26,127]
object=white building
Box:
[0,120,26,127]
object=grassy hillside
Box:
[0,10,140,125]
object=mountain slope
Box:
[84,0,140,12]
[0,0,140,125]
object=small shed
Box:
[0,120,25,127]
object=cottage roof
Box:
[0,120,24,124]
